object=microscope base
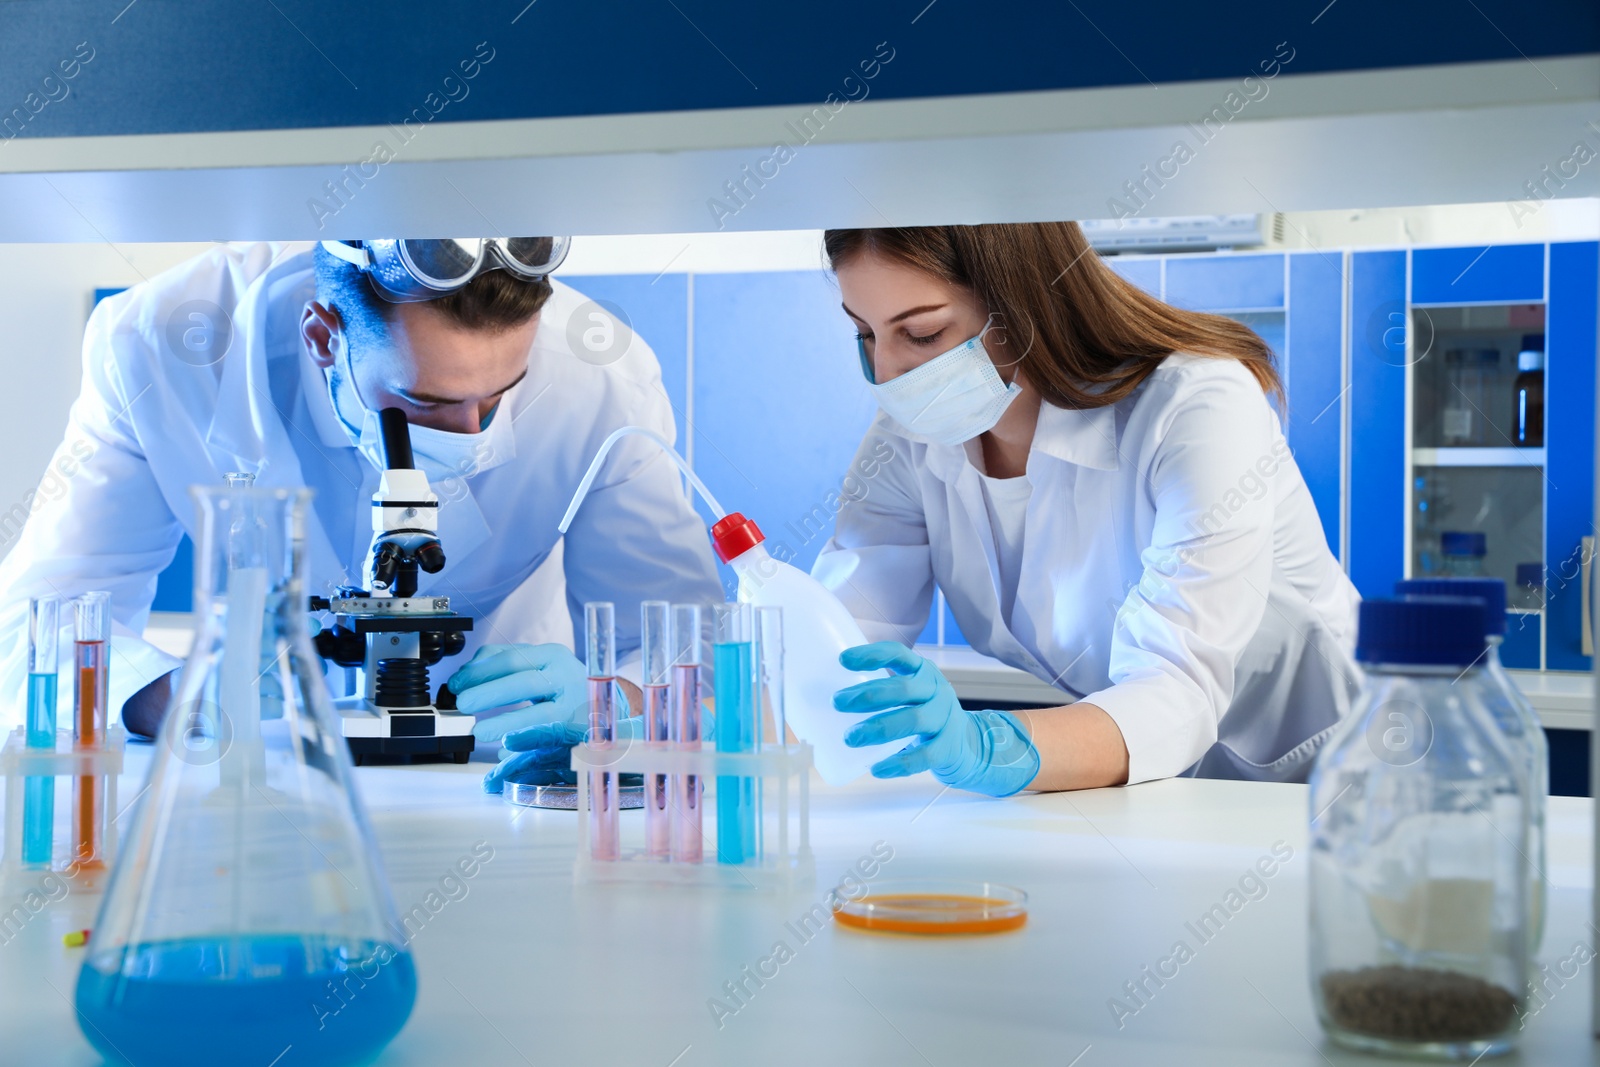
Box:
[336,700,476,765]
[346,733,474,765]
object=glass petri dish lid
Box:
[833,880,1027,935]
[504,781,645,810]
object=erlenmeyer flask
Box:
[76,486,416,1067]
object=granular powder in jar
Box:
[1320,965,1518,1042]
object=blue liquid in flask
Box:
[713,639,757,865]
[75,934,416,1067]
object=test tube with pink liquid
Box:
[585,602,619,861]
[640,601,671,859]
[669,603,703,863]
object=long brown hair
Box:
[823,223,1281,410]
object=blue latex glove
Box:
[482,714,645,794]
[834,642,1040,797]
[448,643,594,744]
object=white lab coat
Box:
[0,242,722,728]
[813,353,1363,785]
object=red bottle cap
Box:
[711,512,765,563]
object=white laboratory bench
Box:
[1,745,1597,1066]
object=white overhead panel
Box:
[0,57,1595,242]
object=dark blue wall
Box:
[0,1,1593,139]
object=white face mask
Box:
[326,343,513,484]
[864,317,1021,446]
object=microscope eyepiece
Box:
[378,407,415,470]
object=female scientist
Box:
[820,223,1362,796]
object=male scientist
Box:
[0,238,721,747]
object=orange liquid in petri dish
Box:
[833,893,1027,936]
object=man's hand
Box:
[449,643,595,744]
[122,670,177,739]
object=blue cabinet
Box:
[1545,242,1597,672]
[1345,241,1596,674]
[1347,251,1409,599]
[1286,252,1345,557]
[1404,255,1548,666]
[1165,253,1285,311]
[1411,245,1544,305]
[1105,256,1160,296]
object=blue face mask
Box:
[326,344,512,484]
[860,317,1021,446]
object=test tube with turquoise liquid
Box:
[713,603,759,865]
[23,596,60,868]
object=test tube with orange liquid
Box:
[71,591,110,873]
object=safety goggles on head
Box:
[319,237,571,304]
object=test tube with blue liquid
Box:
[586,602,619,861]
[669,603,703,864]
[713,603,759,865]
[641,600,671,860]
[22,596,60,868]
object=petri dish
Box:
[503,781,645,810]
[833,880,1027,936]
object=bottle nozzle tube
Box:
[378,408,415,470]
[558,426,726,535]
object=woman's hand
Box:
[833,642,1040,797]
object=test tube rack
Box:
[0,725,126,888]
[572,741,815,892]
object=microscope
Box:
[309,408,476,764]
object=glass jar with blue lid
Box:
[1309,597,1530,1059]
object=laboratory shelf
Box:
[1412,447,1545,468]
[1505,669,1596,731]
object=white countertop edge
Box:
[918,644,1596,731]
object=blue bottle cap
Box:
[1395,577,1506,636]
[1515,563,1544,591]
[1439,531,1487,558]
[1356,597,1488,667]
